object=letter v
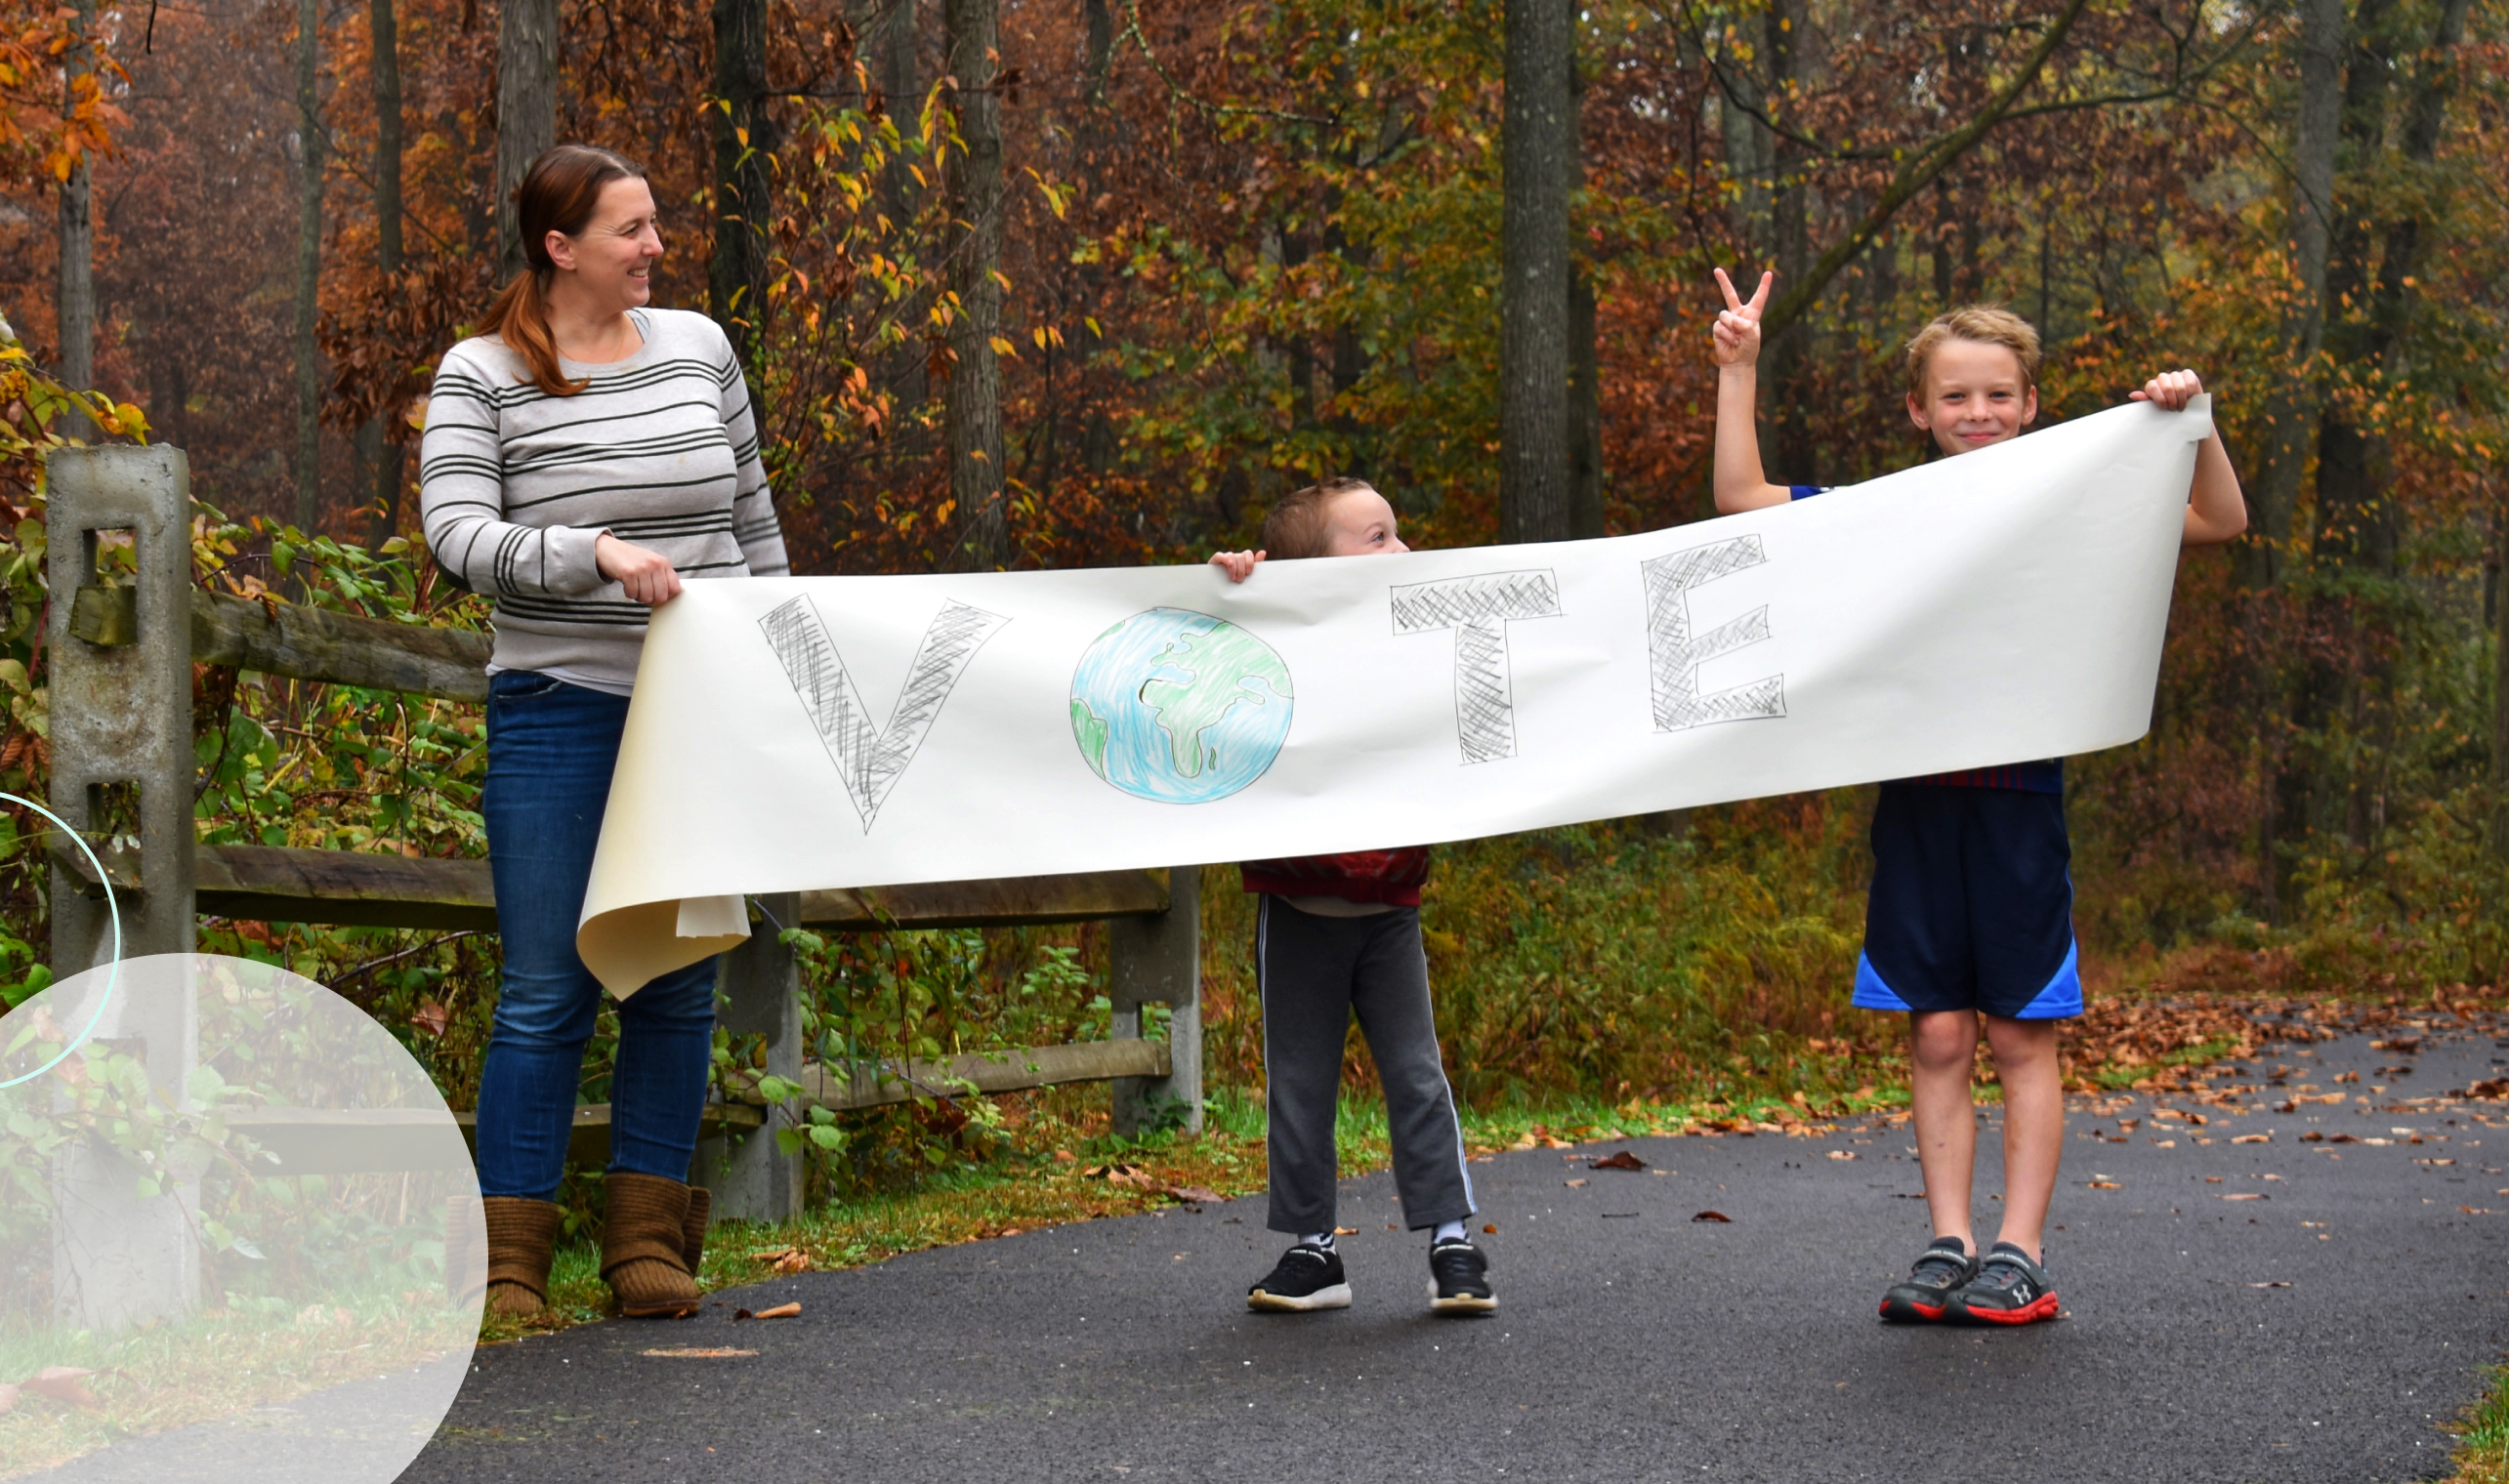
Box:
[761,596,1008,831]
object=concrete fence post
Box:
[695,891,805,1223]
[45,445,196,970]
[1109,865,1201,1136]
[42,445,202,1331]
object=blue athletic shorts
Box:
[1852,782,2082,1020]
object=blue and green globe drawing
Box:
[1069,607,1294,804]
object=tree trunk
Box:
[1568,271,1603,539]
[56,0,95,434]
[1498,0,1573,545]
[880,0,927,411]
[2284,0,2466,859]
[2492,486,2509,862]
[494,0,559,281]
[943,0,1007,570]
[2241,0,2343,592]
[710,0,774,384]
[293,0,325,535]
[1759,0,1814,482]
[1083,0,1113,105]
[367,0,406,547]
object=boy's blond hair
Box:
[1903,306,2042,399]
[1261,476,1377,560]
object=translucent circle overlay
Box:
[0,955,482,1482]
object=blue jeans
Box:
[473,671,719,1201]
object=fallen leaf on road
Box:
[2087,1180,2122,1189]
[1827,1150,1858,1161]
[749,1247,812,1275]
[2467,1079,2509,1099]
[2464,1207,2493,1216]
[1165,1184,1225,1206]
[2301,1132,2324,1142]
[2233,1134,2271,1144]
[1333,1226,1359,1235]
[2416,1159,2456,1167]
[2246,1281,2291,1289]
[643,1347,757,1358]
[1692,1210,1732,1222]
[2363,1137,2392,1146]
[2205,1176,2223,1182]
[732,1302,802,1321]
[2220,1192,2267,1202]
[1084,1163,1157,1189]
[1483,1223,1497,1234]
[1564,1177,1589,1188]
[18,1368,99,1407]
[2371,1038,2422,1054]
[2326,1134,2359,1143]
[1589,1150,1647,1171]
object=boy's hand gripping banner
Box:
[578,399,2212,994]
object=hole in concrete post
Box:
[81,780,143,892]
[69,526,139,646]
[85,526,137,582]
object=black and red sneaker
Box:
[1946,1242,2059,1326]
[1878,1236,1976,1323]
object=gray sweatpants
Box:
[1257,895,1476,1235]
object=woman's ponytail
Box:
[484,144,645,398]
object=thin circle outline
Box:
[0,789,122,1088]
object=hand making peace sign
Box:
[1711,267,1775,369]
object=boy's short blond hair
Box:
[1261,476,1377,560]
[1904,306,2042,399]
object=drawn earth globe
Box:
[1068,607,1294,804]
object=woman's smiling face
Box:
[547,176,664,313]
[1907,338,2038,458]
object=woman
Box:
[421,144,788,1319]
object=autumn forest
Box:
[0,0,2500,1139]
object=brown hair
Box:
[1903,305,2042,400]
[1261,476,1378,559]
[482,144,646,397]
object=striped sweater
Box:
[418,308,789,694]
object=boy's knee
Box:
[1908,1010,1977,1068]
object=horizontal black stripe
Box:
[501,472,739,515]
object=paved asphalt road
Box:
[371,1021,2503,1483]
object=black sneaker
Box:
[1247,1242,1352,1312]
[1428,1239,1496,1314]
[1878,1236,1976,1323]
[1946,1243,2058,1326]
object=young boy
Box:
[1209,476,1493,1316]
[1707,269,2248,1324]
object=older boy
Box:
[1210,477,1492,1316]
[1708,269,2246,1324]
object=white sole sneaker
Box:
[1247,1283,1353,1312]
[1428,1281,1497,1314]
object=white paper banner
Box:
[577,397,2211,994]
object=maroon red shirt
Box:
[1239,847,1432,908]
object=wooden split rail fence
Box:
[39,446,1203,1223]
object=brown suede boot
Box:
[481,1196,563,1320]
[602,1173,701,1318]
[682,1184,713,1276]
